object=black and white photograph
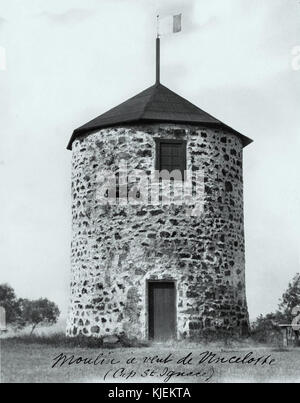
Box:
[0,0,300,388]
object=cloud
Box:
[183,14,218,35]
[39,8,95,24]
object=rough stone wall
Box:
[66,124,249,339]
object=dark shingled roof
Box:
[67,83,253,149]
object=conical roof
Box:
[67,83,252,149]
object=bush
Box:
[190,328,244,347]
[6,333,103,348]
[6,333,151,349]
[251,315,282,345]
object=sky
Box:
[0,0,300,321]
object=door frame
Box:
[146,279,177,341]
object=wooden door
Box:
[148,282,176,341]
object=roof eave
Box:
[67,119,253,150]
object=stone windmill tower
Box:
[66,35,253,341]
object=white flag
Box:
[159,14,182,36]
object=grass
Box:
[1,335,300,383]
[1,333,150,348]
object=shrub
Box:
[6,332,151,349]
[251,315,282,345]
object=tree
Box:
[279,273,300,323]
[251,313,282,344]
[0,284,21,325]
[19,298,60,335]
[252,273,300,344]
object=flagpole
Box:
[156,15,160,85]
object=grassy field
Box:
[1,338,299,383]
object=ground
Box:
[1,339,299,383]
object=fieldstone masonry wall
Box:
[66,124,249,339]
